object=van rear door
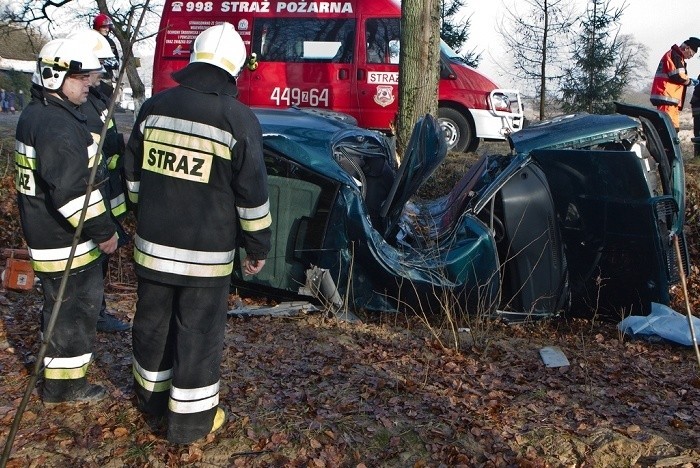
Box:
[355,16,401,131]
[244,13,357,117]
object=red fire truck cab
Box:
[153,0,524,152]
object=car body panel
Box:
[233,108,503,314]
[378,115,447,237]
[230,104,686,321]
[512,103,686,316]
[531,149,676,313]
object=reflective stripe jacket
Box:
[650,44,691,109]
[80,87,128,219]
[15,86,116,276]
[124,63,272,287]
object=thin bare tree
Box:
[497,0,575,120]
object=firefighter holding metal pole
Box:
[124,22,271,444]
[14,38,118,404]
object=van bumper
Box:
[472,108,524,140]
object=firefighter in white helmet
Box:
[70,28,119,95]
[68,29,131,333]
[124,22,271,444]
[15,38,118,404]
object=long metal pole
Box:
[1,4,150,465]
[673,234,700,368]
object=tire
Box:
[438,107,476,153]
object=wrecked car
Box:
[231,103,688,321]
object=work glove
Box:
[690,78,700,87]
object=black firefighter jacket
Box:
[80,86,128,220]
[15,86,116,277]
[123,63,272,287]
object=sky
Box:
[461,0,699,90]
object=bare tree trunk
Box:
[497,0,575,121]
[539,0,548,120]
[96,0,146,112]
[124,57,146,115]
[397,0,441,158]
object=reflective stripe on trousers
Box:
[40,265,103,401]
[132,278,228,443]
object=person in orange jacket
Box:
[650,37,700,132]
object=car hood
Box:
[509,112,640,154]
[509,104,681,181]
[379,114,447,235]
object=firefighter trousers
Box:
[39,265,103,401]
[131,277,228,444]
[693,114,700,156]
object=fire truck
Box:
[153,0,524,152]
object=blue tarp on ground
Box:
[618,302,700,346]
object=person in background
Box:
[124,23,271,444]
[93,13,120,97]
[8,90,16,114]
[69,28,130,333]
[15,38,117,403]
[691,77,700,158]
[650,37,700,133]
[1,89,7,113]
[17,89,24,110]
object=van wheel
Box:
[438,107,476,153]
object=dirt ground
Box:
[1,110,700,467]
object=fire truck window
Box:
[252,19,355,63]
[388,39,400,64]
[365,18,401,64]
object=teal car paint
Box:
[231,103,687,321]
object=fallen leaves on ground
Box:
[1,125,700,467]
[2,282,700,466]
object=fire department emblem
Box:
[237,19,249,31]
[373,85,395,107]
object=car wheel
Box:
[438,107,475,153]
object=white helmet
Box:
[190,22,247,77]
[67,29,119,72]
[32,38,103,90]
